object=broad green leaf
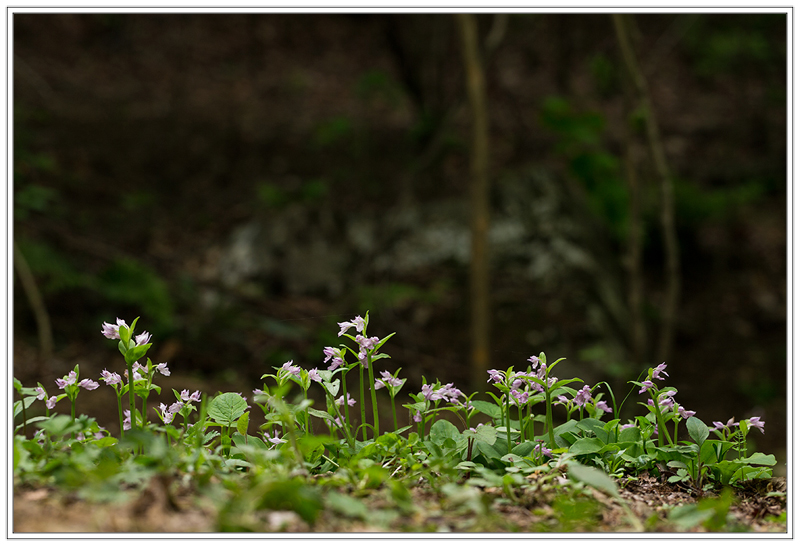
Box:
[686,416,709,445]
[569,437,605,455]
[568,462,620,498]
[618,426,641,443]
[237,411,250,437]
[207,393,248,426]
[430,419,460,443]
[737,452,777,466]
[308,408,335,422]
[327,491,368,519]
[470,400,501,420]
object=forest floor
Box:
[13,473,787,534]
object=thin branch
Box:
[14,242,54,376]
[612,14,681,363]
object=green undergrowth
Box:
[13,313,784,533]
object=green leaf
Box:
[686,416,709,445]
[568,462,620,499]
[237,411,250,437]
[470,400,501,420]
[308,408,335,422]
[207,393,248,426]
[430,419,460,445]
[568,437,605,455]
[618,425,641,443]
[327,491,368,519]
[737,452,777,466]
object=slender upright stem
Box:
[126,360,135,432]
[117,392,124,438]
[505,394,512,453]
[390,393,398,431]
[545,383,556,449]
[342,372,351,434]
[366,356,380,438]
[359,365,367,442]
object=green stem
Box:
[117,391,124,438]
[126,360,135,433]
[545,378,556,449]
[505,393,512,453]
[342,372,350,436]
[648,388,673,447]
[390,393,398,431]
[359,364,367,442]
[367,356,380,438]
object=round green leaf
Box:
[208,392,248,426]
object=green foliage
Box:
[97,259,174,333]
[540,96,629,242]
[12,316,783,533]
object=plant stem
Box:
[505,393,512,453]
[545,374,556,449]
[359,364,367,442]
[367,356,380,438]
[117,392,124,438]
[390,393,398,431]
[126,359,135,433]
[342,372,351,436]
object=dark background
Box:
[12,13,787,469]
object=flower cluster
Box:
[421,382,463,404]
[375,370,402,390]
[323,347,345,371]
[713,416,765,435]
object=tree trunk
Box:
[456,13,491,392]
[612,13,680,364]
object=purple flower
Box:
[323,347,339,364]
[280,360,302,378]
[638,380,655,394]
[79,379,99,390]
[123,410,131,431]
[527,355,541,368]
[713,417,736,431]
[180,389,201,403]
[155,362,170,376]
[100,369,122,386]
[55,371,77,389]
[336,393,356,407]
[677,406,695,419]
[437,383,463,403]
[168,401,184,414]
[134,331,152,346]
[574,385,592,407]
[512,389,530,405]
[308,368,322,382]
[532,442,552,458]
[264,431,287,445]
[35,387,46,400]
[101,318,128,339]
[159,404,176,424]
[595,400,612,413]
[413,411,422,423]
[337,315,366,336]
[556,395,570,406]
[46,396,57,410]
[486,369,504,384]
[421,384,443,401]
[748,416,765,434]
[652,362,669,381]
[620,423,635,430]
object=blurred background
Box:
[12,13,786,468]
